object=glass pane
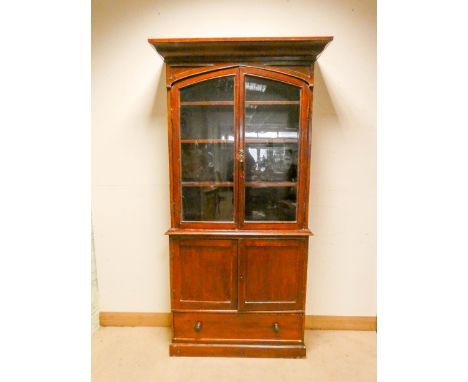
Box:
[245,143,298,182]
[181,143,233,182]
[181,105,234,140]
[245,187,296,221]
[245,76,300,101]
[245,104,299,139]
[182,187,233,221]
[181,77,234,102]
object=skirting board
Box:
[100,312,377,331]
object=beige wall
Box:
[92,0,376,315]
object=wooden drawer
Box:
[173,312,303,344]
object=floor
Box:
[92,327,376,382]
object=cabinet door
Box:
[239,68,310,229]
[172,239,238,310]
[238,239,307,311]
[172,68,239,229]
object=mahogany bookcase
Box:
[148,37,333,358]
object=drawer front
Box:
[173,312,303,344]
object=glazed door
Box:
[172,68,239,229]
[172,239,238,310]
[172,67,310,230]
[238,239,307,311]
[239,68,310,229]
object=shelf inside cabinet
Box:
[245,101,300,105]
[181,139,234,144]
[182,182,234,187]
[181,101,234,106]
[245,182,297,187]
[245,138,298,144]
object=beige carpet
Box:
[92,327,376,382]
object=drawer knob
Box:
[272,322,280,333]
[194,321,202,332]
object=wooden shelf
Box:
[245,181,297,188]
[181,101,234,106]
[245,101,299,105]
[182,181,296,188]
[245,138,298,144]
[182,182,233,187]
[181,139,234,144]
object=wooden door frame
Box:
[238,67,310,230]
[170,68,240,230]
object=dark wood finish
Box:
[149,37,332,358]
[239,239,307,311]
[169,343,306,358]
[171,67,239,230]
[166,229,313,237]
[238,66,310,230]
[172,239,238,310]
[148,37,333,65]
[167,64,314,88]
[173,312,303,344]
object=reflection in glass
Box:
[181,143,233,182]
[245,143,298,182]
[245,104,299,139]
[182,187,233,221]
[181,77,234,102]
[245,76,300,101]
[181,106,234,140]
[245,187,296,221]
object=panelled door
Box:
[238,239,307,311]
[172,239,238,310]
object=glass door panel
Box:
[181,105,234,140]
[181,143,233,182]
[245,187,296,221]
[182,186,234,222]
[245,104,299,139]
[245,143,298,182]
[243,75,301,223]
[179,76,235,222]
[245,77,300,101]
[181,77,234,102]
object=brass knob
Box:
[273,322,280,333]
[194,321,202,332]
[238,149,245,163]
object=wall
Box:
[92,0,376,316]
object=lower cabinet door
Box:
[238,239,307,311]
[171,238,238,310]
